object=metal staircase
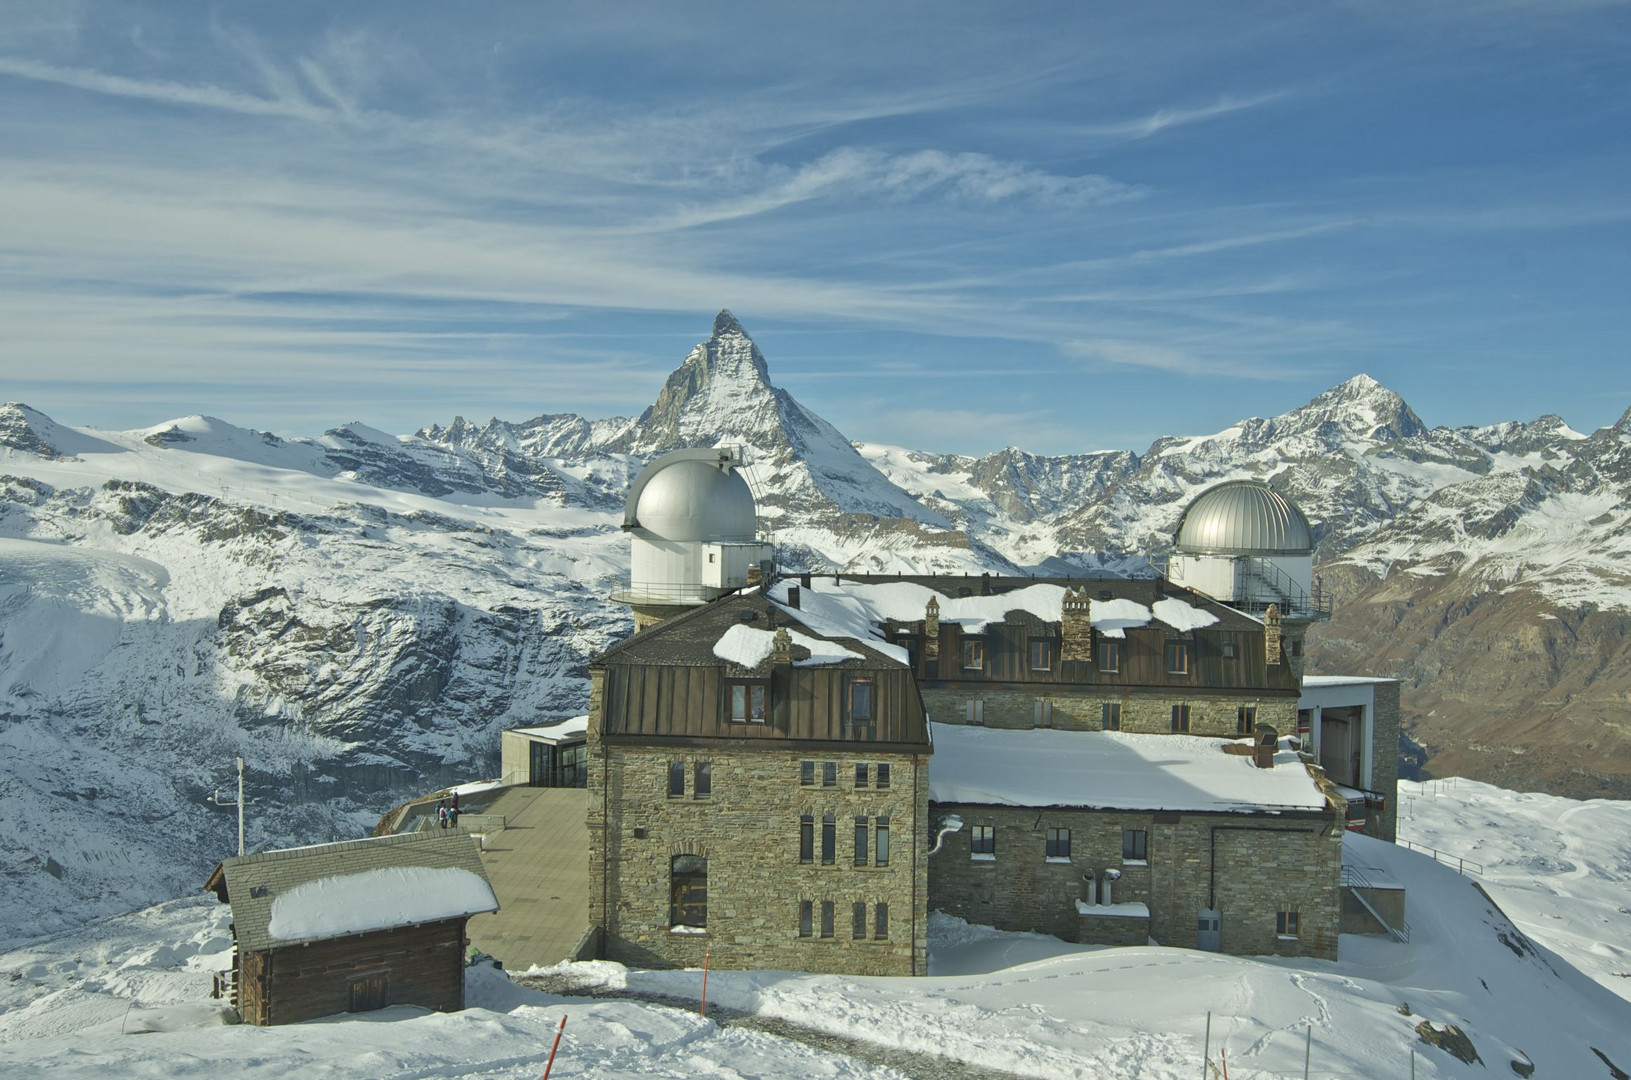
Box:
[1340,864,1410,943]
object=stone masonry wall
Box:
[921,686,1298,739]
[1368,681,1401,842]
[929,801,1342,960]
[591,735,929,976]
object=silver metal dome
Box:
[623,448,758,543]
[1173,480,1314,556]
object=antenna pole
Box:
[236,756,245,857]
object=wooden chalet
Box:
[205,831,498,1025]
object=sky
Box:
[1,1,1628,455]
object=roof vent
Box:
[1098,590,1113,601]
[786,585,801,609]
[740,611,759,622]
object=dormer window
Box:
[1166,641,1190,675]
[728,681,768,723]
[1029,639,1056,671]
[963,639,985,671]
[848,678,874,723]
[1099,641,1121,673]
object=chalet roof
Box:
[594,589,907,673]
[205,830,497,952]
[774,573,1266,635]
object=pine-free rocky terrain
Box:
[5,310,1631,935]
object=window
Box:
[1166,641,1190,675]
[693,761,711,798]
[822,761,837,787]
[876,816,890,866]
[875,902,889,940]
[799,900,812,937]
[1046,827,1071,860]
[1222,642,1237,660]
[668,761,685,798]
[849,679,874,722]
[971,825,996,857]
[1171,704,1191,733]
[799,815,814,863]
[1102,702,1121,731]
[876,763,891,789]
[801,760,815,786]
[821,814,836,865]
[855,763,869,787]
[729,682,767,722]
[1277,908,1300,938]
[1237,706,1257,735]
[1034,699,1052,728]
[965,699,984,725]
[1290,639,1304,657]
[820,901,834,939]
[670,855,707,929]
[1099,641,1121,673]
[963,639,985,671]
[1123,829,1148,863]
[852,902,867,939]
[854,816,869,865]
[1029,639,1055,671]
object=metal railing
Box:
[1396,839,1483,876]
[1236,557,1333,616]
[1340,865,1411,943]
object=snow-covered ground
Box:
[4,780,1629,1079]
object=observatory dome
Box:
[624,452,758,543]
[1173,480,1314,557]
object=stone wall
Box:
[1078,910,1150,947]
[589,722,928,976]
[928,801,1342,960]
[1369,681,1401,842]
[921,685,1298,739]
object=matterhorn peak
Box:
[711,309,745,339]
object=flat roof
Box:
[1302,675,1398,687]
[928,723,1332,814]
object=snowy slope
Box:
[3,780,1629,1079]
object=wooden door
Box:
[348,973,388,1013]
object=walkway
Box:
[465,786,590,972]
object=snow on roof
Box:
[1075,900,1150,918]
[1150,597,1219,633]
[1090,598,1150,638]
[712,622,864,668]
[508,715,590,739]
[770,578,1223,651]
[928,723,1330,813]
[1301,675,1396,687]
[266,866,497,943]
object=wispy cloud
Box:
[1080,90,1292,140]
[0,55,332,119]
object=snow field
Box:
[2,785,1630,1079]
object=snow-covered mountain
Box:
[4,310,1631,935]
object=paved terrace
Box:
[462,786,590,972]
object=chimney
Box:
[1264,605,1283,666]
[1061,587,1092,663]
[1254,725,1279,769]
[786,585,801,609]
[980,571,991,596]
[800,571,811,589]
[771,627,793,666]
[924,597,940,660]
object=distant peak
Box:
[712,309,745,339]
[1343,373,1382,391]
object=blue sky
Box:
[1,1,1628,455]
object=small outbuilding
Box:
[205,830,499,1025]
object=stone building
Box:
[582,457,1401,971]
[585,588,931,976]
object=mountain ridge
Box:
[5,311,1631,937]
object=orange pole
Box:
[1220,1047,1228,1080]
[700,946,711,1018]
[540,1014,567,1080]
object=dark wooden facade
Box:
[902,617,1296,694]
[600,663,926,746]
[235,917,468,1026]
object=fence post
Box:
[1201,1011,1211,1080]
[1304,1024,1311,1079]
